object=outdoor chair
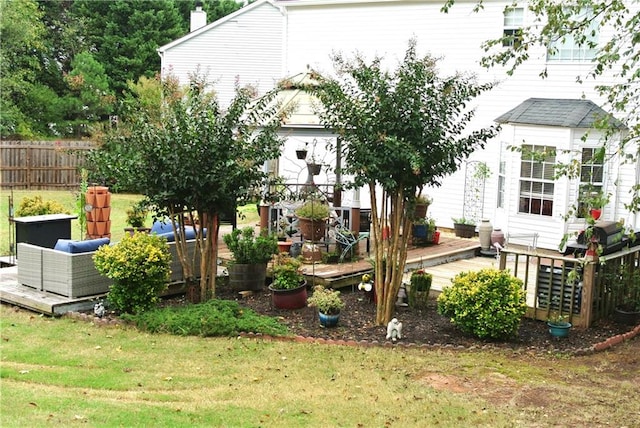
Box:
[330,222,370,262]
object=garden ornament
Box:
[386,318,403,341]
[94,301,105,318]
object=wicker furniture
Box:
[17,239,200,298]
[17,243,110,298]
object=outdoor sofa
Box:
[17,225,202,298]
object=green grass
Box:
[1,304,639,427]
[0,190,260,256]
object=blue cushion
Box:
[54,239,73,252]
[153,224,201,241]
[151,220,174,234]
[67,238,110,254]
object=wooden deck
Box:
[0,233,488,315]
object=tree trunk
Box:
[199,211,219,301]
[371,186,413,326]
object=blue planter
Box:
[547,321,572,338]
[318,312,340,328]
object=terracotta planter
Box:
[414,204,428,219]
[277,241,293,254]
[95,221,107,236]
[269,281,308,309]
[297,217,327,242]
[98,207,111,222]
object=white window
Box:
[547,9,599,61]
[577,147,605,217]
[503,7,524,48]
[518,145,556,216]
[497,143,507,208]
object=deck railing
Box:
[498,245,640,327]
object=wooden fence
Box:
[498,245,640,327]
[1,141,94,190]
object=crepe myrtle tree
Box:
[309,39,500,325]
[92,73,286,302]
[443,0,640,212]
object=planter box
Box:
[453,223,476,238]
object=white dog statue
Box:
[386,318,403,341]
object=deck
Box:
[0,232,492,316]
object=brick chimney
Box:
[190,1,207,32]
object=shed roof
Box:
[494,98,625,129]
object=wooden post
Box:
[579,253,598,328]
[259,204,269,233]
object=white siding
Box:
[160,2,284,107]
[160,0,640,248]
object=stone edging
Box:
[65,311,640,356]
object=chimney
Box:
[190,1,207,32]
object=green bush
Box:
[408,269,432,308]
[93,232,171,314]
[121,299,289,337]
[15,195,69,216]
[437,268,526,339]
[223,227,278,264]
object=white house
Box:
[157,0,639,250]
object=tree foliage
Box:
[89,73,286,301]
[443,0,640,212]
[0,0,243,139]
[310,39,499,325]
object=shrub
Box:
[307,285,345,315]
[93,232,171,314]
[437,268,526,339]
[223,227,278,264]
[408,269,432,308]
[121,299,289,337]
[15,195,69,216]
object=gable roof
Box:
[494,98,625,129]
[157,0,279,53]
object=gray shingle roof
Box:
[495,98,625,129]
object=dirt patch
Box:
[212,285,636,354]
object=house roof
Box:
[157,0,278,53]
[494,98,625,129]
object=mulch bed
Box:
[213,284,636,354]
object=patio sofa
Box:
[17,231,201,298]
[17,238,112,298]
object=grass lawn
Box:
[0,190,260,256]
[1,305,639,427]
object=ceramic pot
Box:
[318,312,340,327]
[491,228,505,247]
[478,219,493,250]
[547,321,572,338]
[269,281,308,309]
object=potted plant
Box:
[413,194,433,219]
[579,187,610,220]
[223,227,278,291]
[408,269,432,308]
[452,217,476,238]
[547,314,572,338]
[611,266,640,325]
[296,199,330,242]
[124,201,150,235]
[268,253,307,309]
[412,216,436,245]
[307,285,345,327]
